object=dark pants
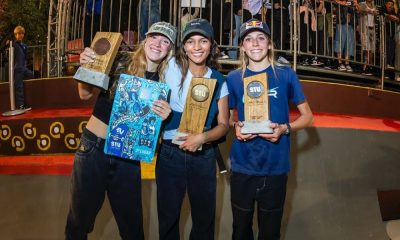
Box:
[231,172,288,240]
[272,9,289,50]
[386,36,396,66]
[156,141,217,240]
[14,67,33,107]
[65,129,144,240]
[299,12,316,55]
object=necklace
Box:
[190,67,208,78]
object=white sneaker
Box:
[345,65,353,72]
[277,56,290,65]
[219,52,229,59]
[338,64,346,71]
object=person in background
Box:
[381,0,400,72]
[156,18,229,240]
[357,0,378,75]
[139,0,161,40]
[334,0,357,72]
[12,26,34,111]
[226,18,313,240]
[65,21,176,240]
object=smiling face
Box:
[183,34,212,66]
[144,33,172,64]
[15,31,24,42]
[241,30,271,64]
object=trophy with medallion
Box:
[74,32,123,90]
[172,77,217,147]
[241,72,273,134]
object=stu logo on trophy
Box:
[241,72,273,134]
[172,78,216,146]
[74,32,123,90]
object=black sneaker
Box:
[362,67,374,76]
[299,58,309,66]
[19,105,32,111]
[310,57,324,66]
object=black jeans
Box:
[156,141,217,240]
[65,129,144,240]
[231,172,288,240]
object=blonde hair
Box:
[238,33,277,79]
[14,26,25,35]
[109,38,174,97]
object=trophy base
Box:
[74,67,110,90]
[172,131,202,151]
[241,120,273,134]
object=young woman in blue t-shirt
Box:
[226,19,314,240]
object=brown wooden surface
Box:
[177,78,217,134]
[83,32,123,74]
[244,72,269,121]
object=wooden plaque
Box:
[172,77,217,145]
[74,32,123,90]
[241,72,273,134]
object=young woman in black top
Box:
[65,22,176,240]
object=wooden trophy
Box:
[172,78,217,146]
[74,32,123,90]
[241,72,273,134]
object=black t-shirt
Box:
[92,70,159,125]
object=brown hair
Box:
[175,37,220,92]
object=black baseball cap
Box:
[182,18,214,41]
[240,19,271,40]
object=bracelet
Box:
[203,131,209,143]
[284,123,291,135]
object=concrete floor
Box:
[0,128,399,239]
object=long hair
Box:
[175,38,220,92]
[109,39,174,98]
[238,33,276,80]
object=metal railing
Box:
[2,0,399,89]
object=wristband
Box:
[284,123,291,135]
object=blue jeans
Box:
[139,0,160,40]
[231,172,288,240]
[334,24,355,58]
[65,129,144,240]
[156,141,217,240]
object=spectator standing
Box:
[334,0,357,72]
[381,0,400,70]
[139,0,161,40]
[316,0,334,68]
[12,26,34,110]
[358,0,378,75]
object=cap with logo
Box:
[182,18,214,41]
[240,19,271,40]
[146,21,177,44]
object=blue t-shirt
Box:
[227,65,306,176]
[162,57,229,140]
